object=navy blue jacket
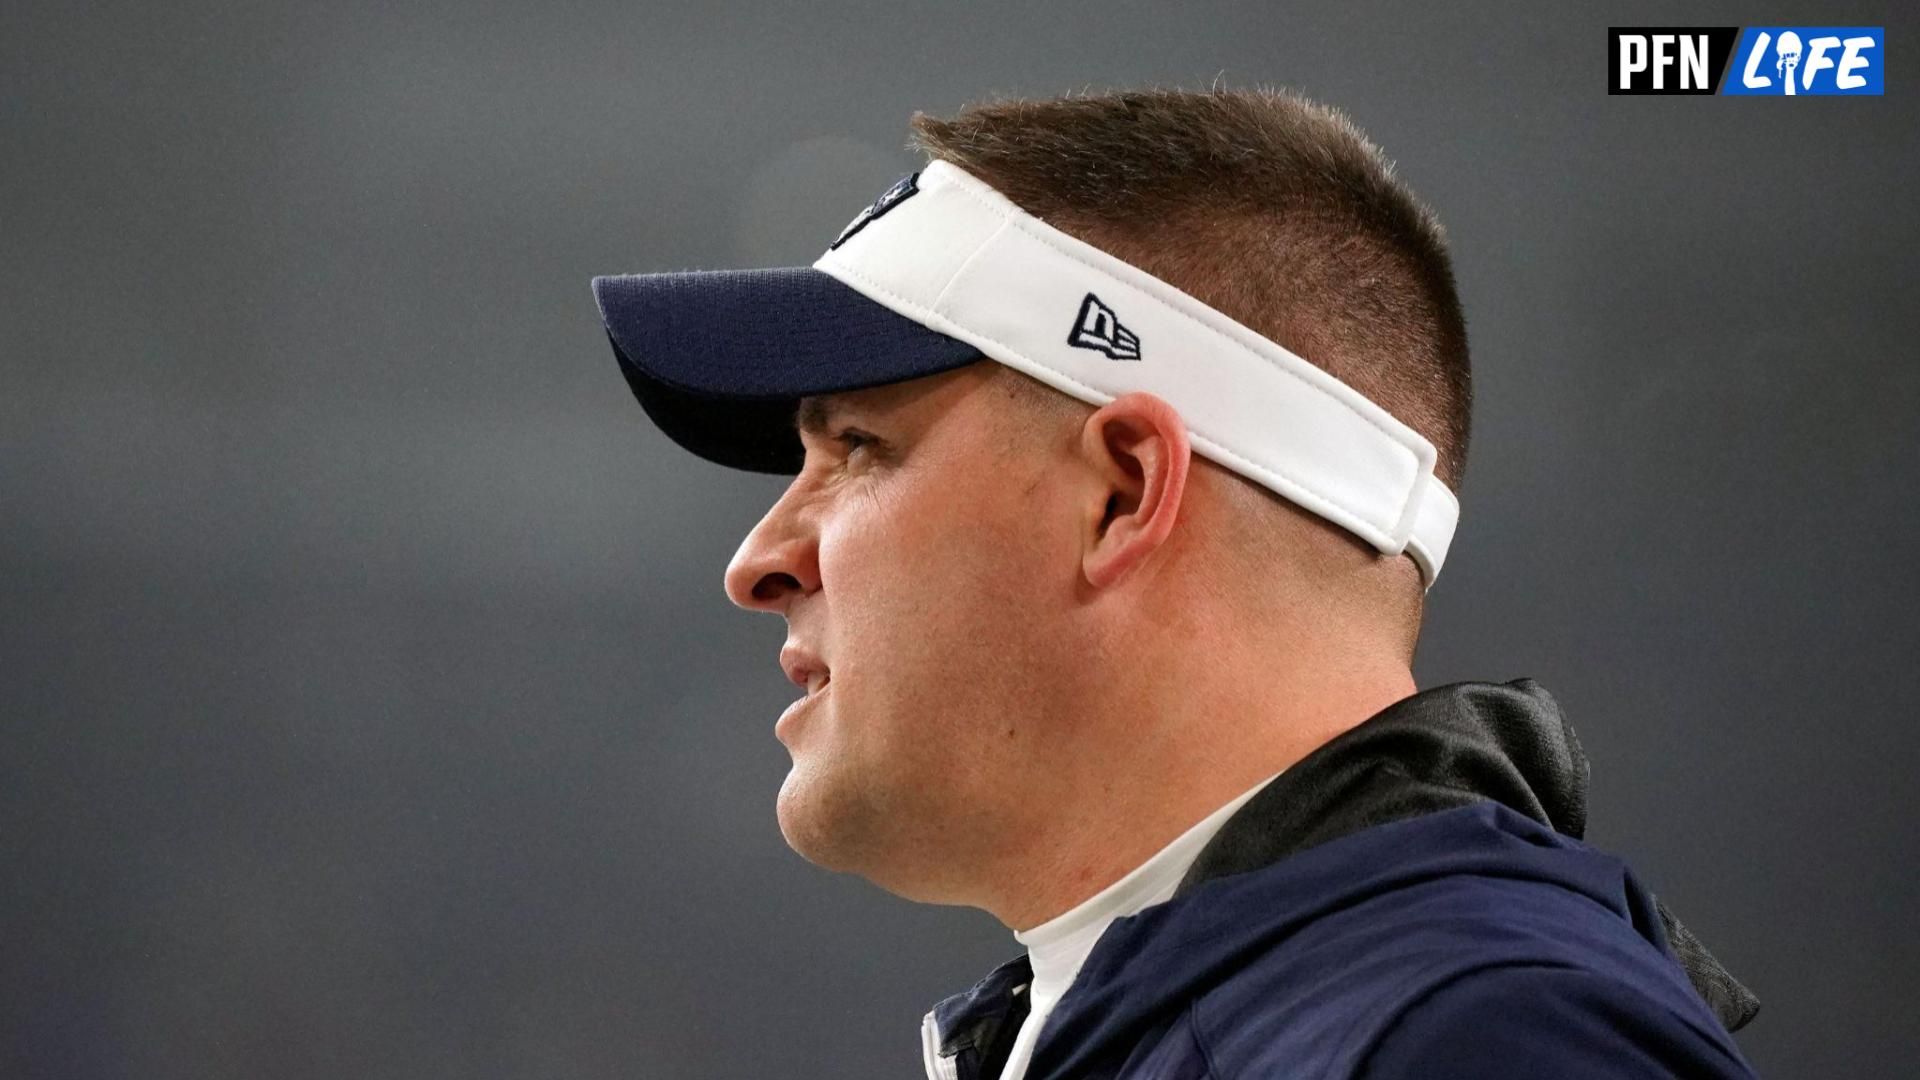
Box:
[923,680,1760,1079]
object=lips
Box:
[779,642,831,697]
[776,676,829,739]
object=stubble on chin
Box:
[774,757,888,873]
[774,755,969,905]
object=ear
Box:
[1078,392,1192,590]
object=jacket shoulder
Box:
[1191,872,1743,1078]
[1354,962,1757,1078]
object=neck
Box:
[983,636,1415,932]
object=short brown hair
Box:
[908,85,1472,492]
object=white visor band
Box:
[812,160,1460,588]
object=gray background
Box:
[4,1,1915,1076]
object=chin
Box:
[776,775,973,910]
[773,766,859,872]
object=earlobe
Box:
[1081,393,1191,590]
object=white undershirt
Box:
[994,770,1286,1080]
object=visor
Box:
[592,160,1460,587]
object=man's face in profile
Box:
[722,361,1088,900]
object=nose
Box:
[723,483,821,614]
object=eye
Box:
[833,427,877,455]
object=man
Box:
[589,87,1760,1078]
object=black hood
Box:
[1174,678,1758,1030]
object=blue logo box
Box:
[1722,27,1883,95]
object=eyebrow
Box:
[794,396,845,438]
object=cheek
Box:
[817,476,1067,717]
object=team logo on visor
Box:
[829,171,921,251]
[1068,292,1142,360]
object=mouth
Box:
[777,676,830,739]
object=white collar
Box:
[1014,771,1286,1002]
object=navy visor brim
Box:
[591,267,985,474]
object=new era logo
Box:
[1068,293,1141,360]
[829,172,920,251]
